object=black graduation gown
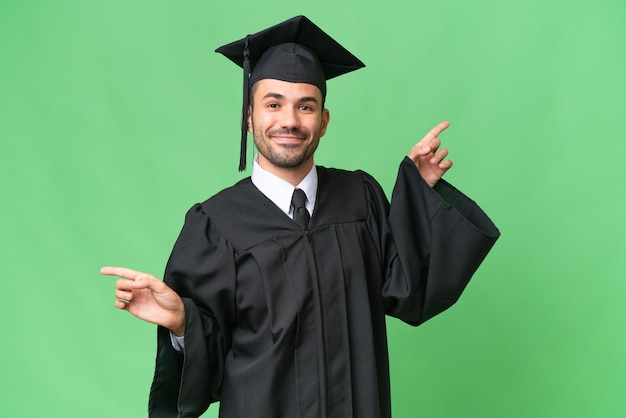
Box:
[148,157,500,418]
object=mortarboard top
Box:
[215,15,365,171]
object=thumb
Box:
[134,275,171,295]
[409,144,431,160]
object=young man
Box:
[102,16,500,418]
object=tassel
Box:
[239,36,251,171]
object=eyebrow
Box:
[299,96,320,104]
[262,92,285,100]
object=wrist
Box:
[170,321,185,337]
[169,306,185,337]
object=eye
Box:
[299,105,314,111]
[267,103,279,109]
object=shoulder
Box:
[317,165,379,188]
[201,177,256,209]
[313,166,387,224]
[177,178,257,224]
[175,177,260,239]
[318,165,386,200]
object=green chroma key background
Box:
[1,0,624,416]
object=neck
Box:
[257,156,314,186]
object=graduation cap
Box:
[215,15,365,171]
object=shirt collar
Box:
[251,155,317,216]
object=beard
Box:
[252,125,321,169]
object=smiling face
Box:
[248,78,330,183]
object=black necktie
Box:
[291,188,310,229]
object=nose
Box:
[280,107,300,129]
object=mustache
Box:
[267,128,307,139]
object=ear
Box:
[247,105,253,133]
[320,108,330,137]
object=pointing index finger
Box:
[100,266,145,280]
[424,120,450,141]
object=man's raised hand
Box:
[409,121,453,187]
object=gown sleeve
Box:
[381,157,500,325]
[148,204,236,418]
